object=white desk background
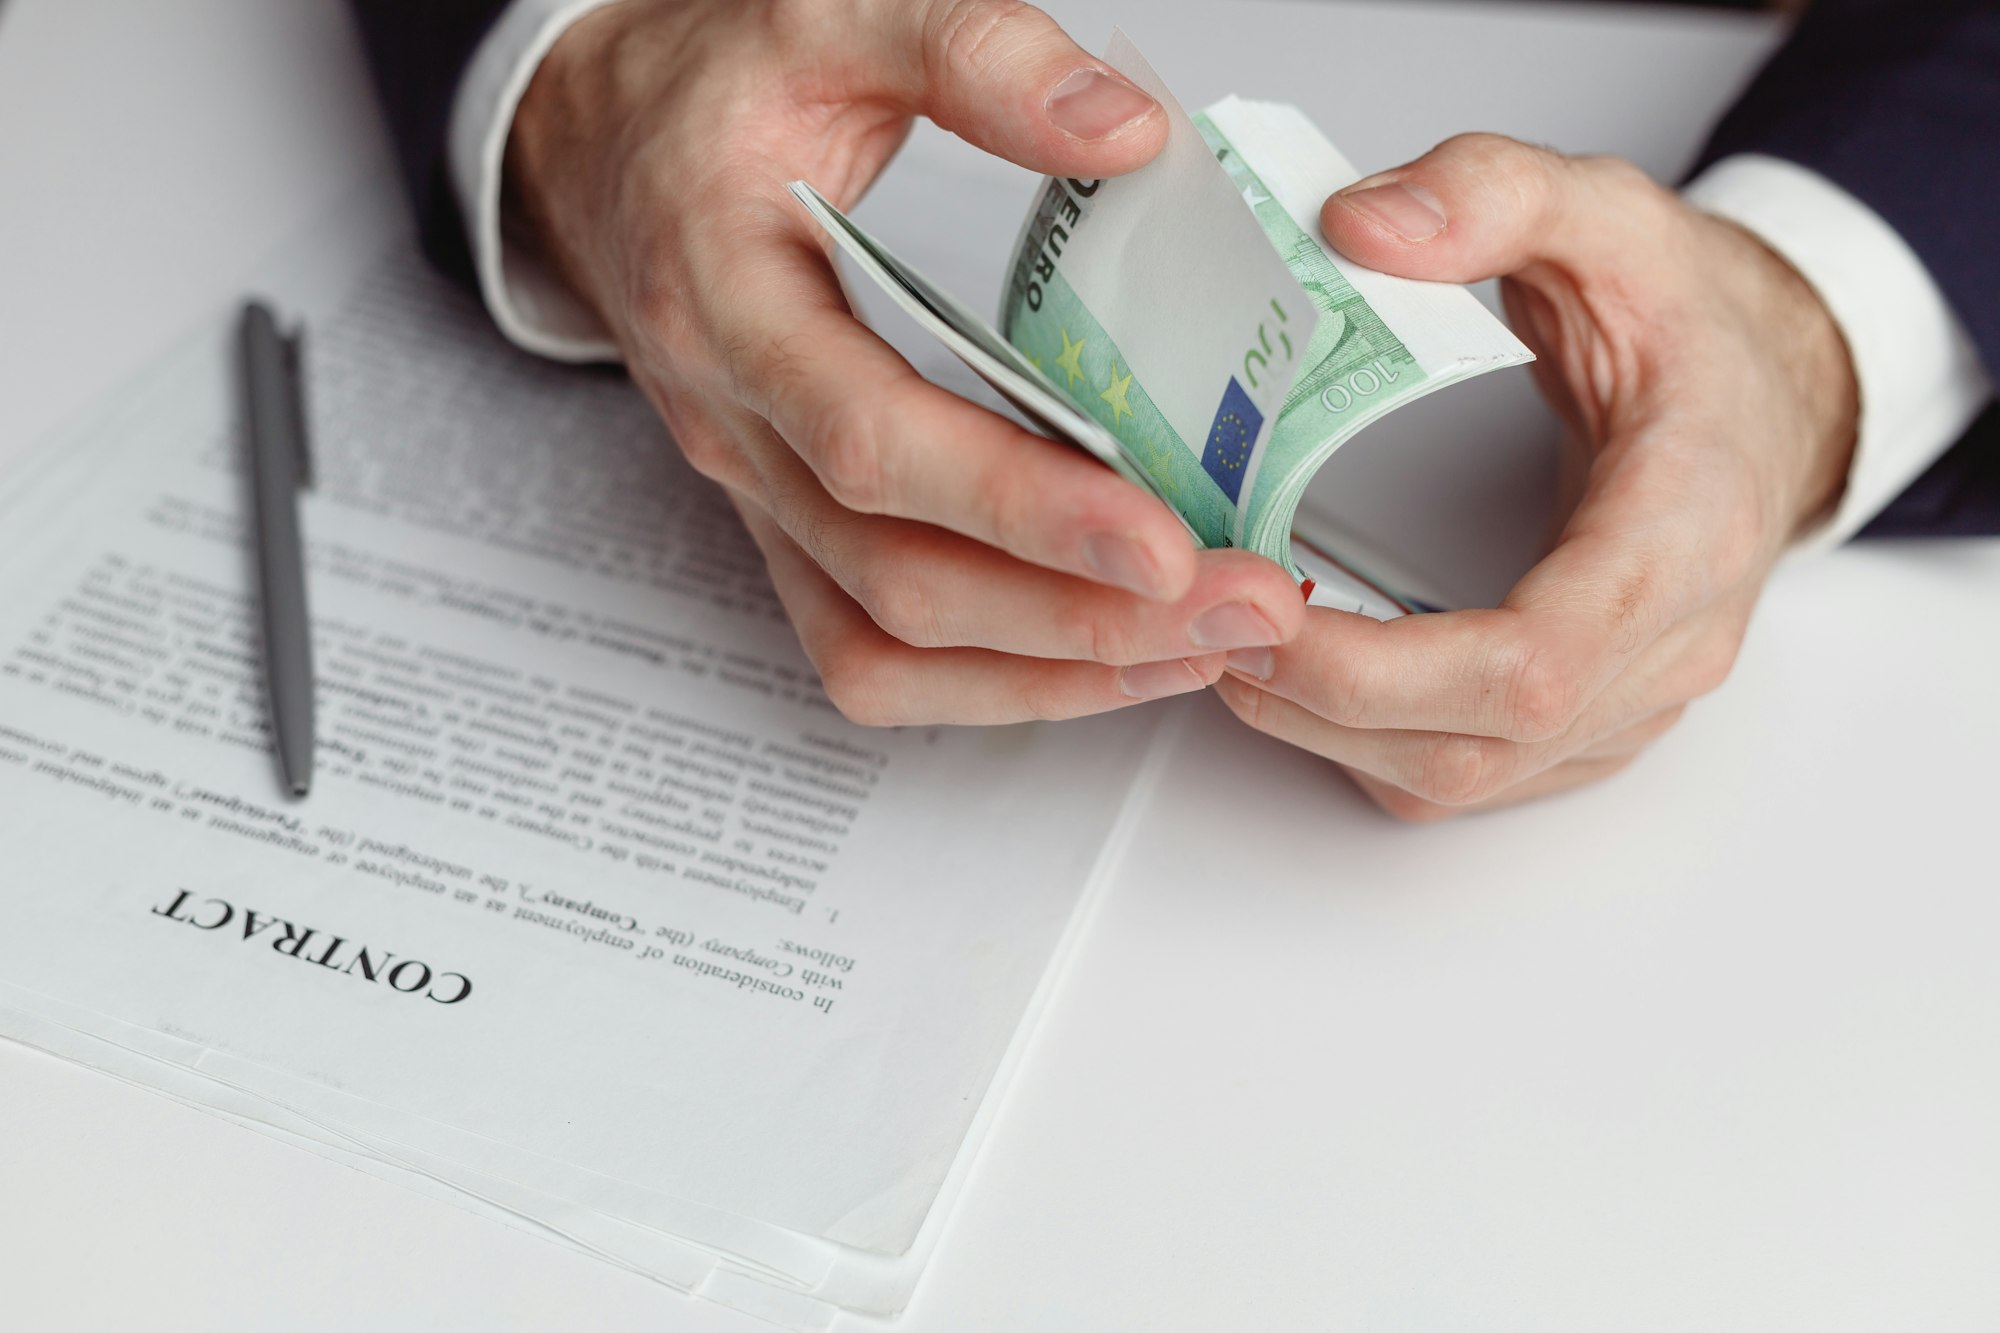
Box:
[2,2,1995,1329]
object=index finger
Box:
[713,213,1203,602]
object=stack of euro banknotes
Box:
[795,31,1530,618]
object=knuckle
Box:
[814,650,902,728]
[853,563,945,649]
[1441,130,1531,166]
[630,280,676,348]
[625,254,678,337]
[783,496,845,571]
[809,396,889,513]
[930,0,1040,82]
[727,320,813,406]
[625,240,705,360]
[668,414,744,487]
[1579,152,1656,200]
[1409,733,1511,807]
[1708,490,1767,589]
[1687,636,1743,698]
[673,431,723,480]
[1063,602,1139,665]
[1074,605,1114,664]
[1439,131,1555,187]
[1434,132,1581,236]
[1016,672,1089,724]
[1312,655,1371,729]
[1495,638,1588,742]
[981,467,1041,557]
[1370,783,1457,825]
[1216,675,1271,734]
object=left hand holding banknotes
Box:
[505,0,1307,725]
[1216,134,1861,819]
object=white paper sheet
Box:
[0,199,1166,1322]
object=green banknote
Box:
[794,32,1530,613]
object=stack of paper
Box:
[0,197,1169,1327]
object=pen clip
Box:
[281,325,313,491]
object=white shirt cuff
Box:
[1684,154,1993,547]
[447,0,623,363]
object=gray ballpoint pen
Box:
[240,300,316,798]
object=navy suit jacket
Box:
[346,0,2000,536]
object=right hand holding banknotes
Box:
[504,0,1307,725]
[1215,134,1861,819]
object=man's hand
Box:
[1216,134,1859,819]
[504,0,1305,725]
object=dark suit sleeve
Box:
[1696,0,2000,537]
[346,0,515,286]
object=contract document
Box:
[0,196,1167,1327]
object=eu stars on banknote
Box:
[1204,378,1262,507]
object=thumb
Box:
[1320,133,1624,283]
[882,0,1168,177]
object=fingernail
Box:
[1337,179,1446,241]
[1187,602,1280,651]
[1047,68,1157,141]
[1119,658,1207,701]
[1225,647,1274,680]
[1083,533,1165,599]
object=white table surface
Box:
[4,2,1998,1329]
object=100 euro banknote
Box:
[791,31,1531,615]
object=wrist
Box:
[1708,215,1860,540]
[1774,252,1861,539]
[502,1,647,326]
